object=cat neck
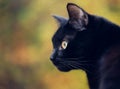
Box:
[85,15,120,89]
[87,72,100,89]
[86,61,100,89]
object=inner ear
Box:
[67,3,88,25]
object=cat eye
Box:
[61,41,68,49]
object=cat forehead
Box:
[59,23,76,34]
[53,24,74,38]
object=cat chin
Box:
[57,66,71,72]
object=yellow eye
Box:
[61,41,68,49]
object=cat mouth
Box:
[51,57,95,72]
[51,59,72,72]
[51,57,86,72]
[54,62,71,72]
[57,66,71,72]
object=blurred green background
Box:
[0,0,120,89]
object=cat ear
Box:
[67,3,88,29]
[52,15,68,26]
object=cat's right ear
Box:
[52,15,68,26]
[67,3,88,30]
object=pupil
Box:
[61,41,67,49]
[64,43,66,46]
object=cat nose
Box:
[50,49,57,61]
[50,56,54,61]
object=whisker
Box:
[57,57,96,63]
[60,60,96,64]
[61,63,74,69]
[78,66,92,74]
[58,59,95,74]
[62,57,85,60]
[66,61,93,74]
[63,57,95,59]
[68,64,77,68]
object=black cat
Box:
[50,3,120,89]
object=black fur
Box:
[50,3,120,89]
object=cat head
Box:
[50,3,99,72]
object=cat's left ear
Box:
[52,15,68,26]
[67,3,88,30]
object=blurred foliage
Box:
[0,0,120,89]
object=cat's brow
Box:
[65,35,75,39]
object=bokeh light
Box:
[0,0,120,89]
